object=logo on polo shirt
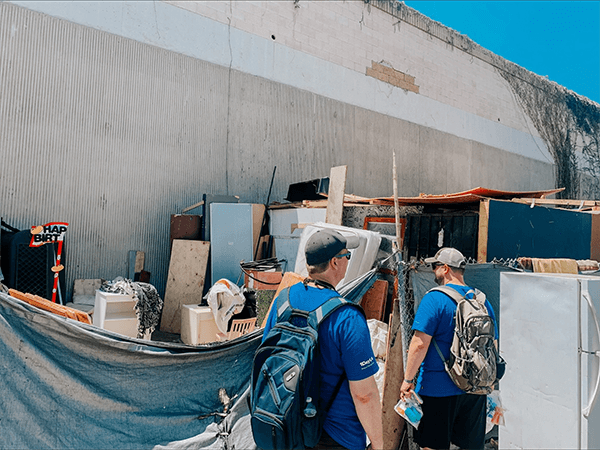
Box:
[360,356,374,368]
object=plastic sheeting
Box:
[0,292,261,450]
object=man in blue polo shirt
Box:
[400,247,498,450]
[262,229,383,450]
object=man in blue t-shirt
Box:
[400,248,498,450]
[262,229,383,450]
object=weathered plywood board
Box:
[325,165,347,225]
[252,204,266,259]
[159,240,210,334]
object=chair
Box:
[216,317,256,341]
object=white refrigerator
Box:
[500,272,600,449]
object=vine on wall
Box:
[368,0,600,200]
[499,73,599,200]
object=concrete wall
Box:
[167,0,539,137]
[0,1,557,300]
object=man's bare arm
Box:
[349,376,384,450]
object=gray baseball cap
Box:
[305,229,359,265]
[424,247,466,268]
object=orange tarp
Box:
[8,289,92,324]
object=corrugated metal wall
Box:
[0,3,554,300]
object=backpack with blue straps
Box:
[250,286,364,450]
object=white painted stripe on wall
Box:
[11,0,552,164]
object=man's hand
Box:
[400,380,414,400]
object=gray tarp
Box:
[409,263,520,321]
[0,292,261,449]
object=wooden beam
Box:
[181,200,204,214]
[382,301,405,448]
[511,198,600,207]
[477,199,490,263]
[325,165,347,225]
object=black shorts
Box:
[414,394,486,450]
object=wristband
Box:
[404,379,414,384]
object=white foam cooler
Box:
[181,304,220,345]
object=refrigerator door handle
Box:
[582,290,600,417]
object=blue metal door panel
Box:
[210,203,253,285]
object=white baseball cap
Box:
[424,247,466,268]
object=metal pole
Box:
[254,166,277,261]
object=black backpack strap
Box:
[311,295,365,414]
[324,373,346,416]
[432,338,449,367]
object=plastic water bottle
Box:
[304,397,317,418]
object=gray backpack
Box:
[430,285,498,395]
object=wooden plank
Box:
[382,301,405,448]
[477,199,490,263]
[303,200,329,208]
[159,240,210,334]
[360,279,388,321]
[591,213,600,261]
[181,200,204,214]
[268,202,305,210]
[511,198,600,207]
[325,165,347,225]
[252,204,266,259]
[260,272,306,328]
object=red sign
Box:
[30,222,69,303]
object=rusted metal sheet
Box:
[170,215,202,249]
